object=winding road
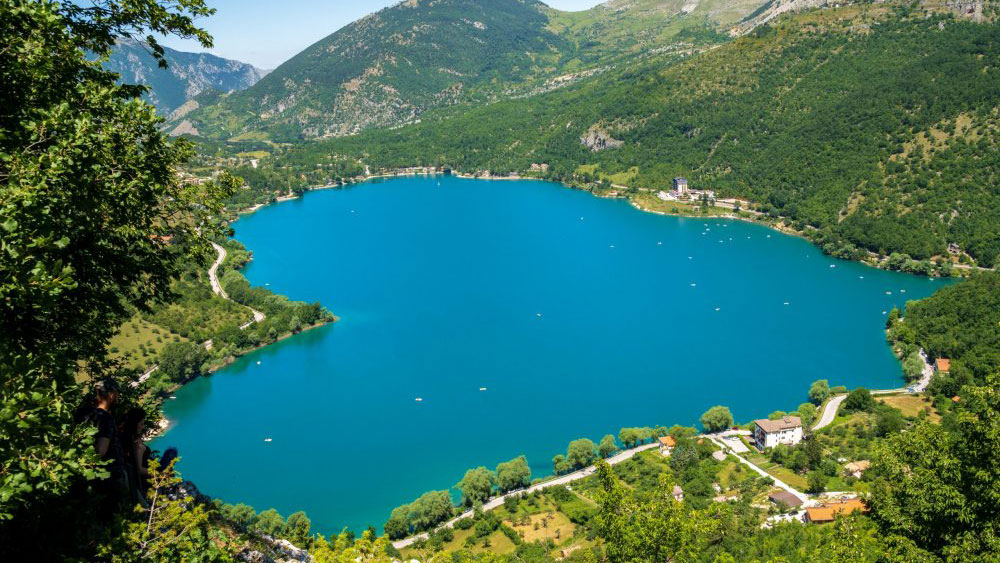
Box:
[133,243,264,388]
[811,395,847,431]
[393,353,939,549]
[812,349,933,431]
[209,242,266,329]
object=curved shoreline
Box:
[231,169,988,278]
[198,172,934,536]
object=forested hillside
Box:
[269,3,1000,268]
[104,38,265,114]
[889,272,1000,396]
[175,0,766,141]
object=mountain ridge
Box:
[105,38,267,115]
[173,0,767,142]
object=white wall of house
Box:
[755,424,803,448]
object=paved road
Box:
[392,443,659,549]
[912,349,934,393]
[812,394,847,431]
[812,350,932,431]
[208,242,229,298]
[394,354,937,548]
[131,243,264,389]
[209,242,266,329]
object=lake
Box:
[154,175,943,533]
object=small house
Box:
[805,499,867,524]
[844,460,871,479]
[768,490,804,510]
[658,435,677,455]
[753,416,803,449]
[936,358,951,374]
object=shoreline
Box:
[153,319,335,436]
[230,168,985,278]
[163,168,945,539]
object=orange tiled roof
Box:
[936,358,951,373]
[658,436,677,447]
[806,499,867,523]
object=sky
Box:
[161,0,606,69]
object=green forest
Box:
[889,272,1000,396]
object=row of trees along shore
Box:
[379,367,946,543]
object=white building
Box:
[673,177,689,195]
[753,416,803,449]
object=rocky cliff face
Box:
[730,0,834,35]
[105,39,267,114]
[581,125,624,151]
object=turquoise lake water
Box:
[154,176,944,533]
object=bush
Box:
[843,388,876,413]
[500,524,522,545]
[453,516,475,530]
[806,471,828,494]
[700,405,734,433]
[550,488,597,524]
[503,494,519,514]
[474,513,500,538]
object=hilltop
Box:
[171,0,767,141]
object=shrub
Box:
[843,388,876,413]
[453,517,475,531]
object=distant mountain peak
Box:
[105,39,266,114]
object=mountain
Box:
[105,39,267,116]
[174,0,767,141]
[261,0,1000,269]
